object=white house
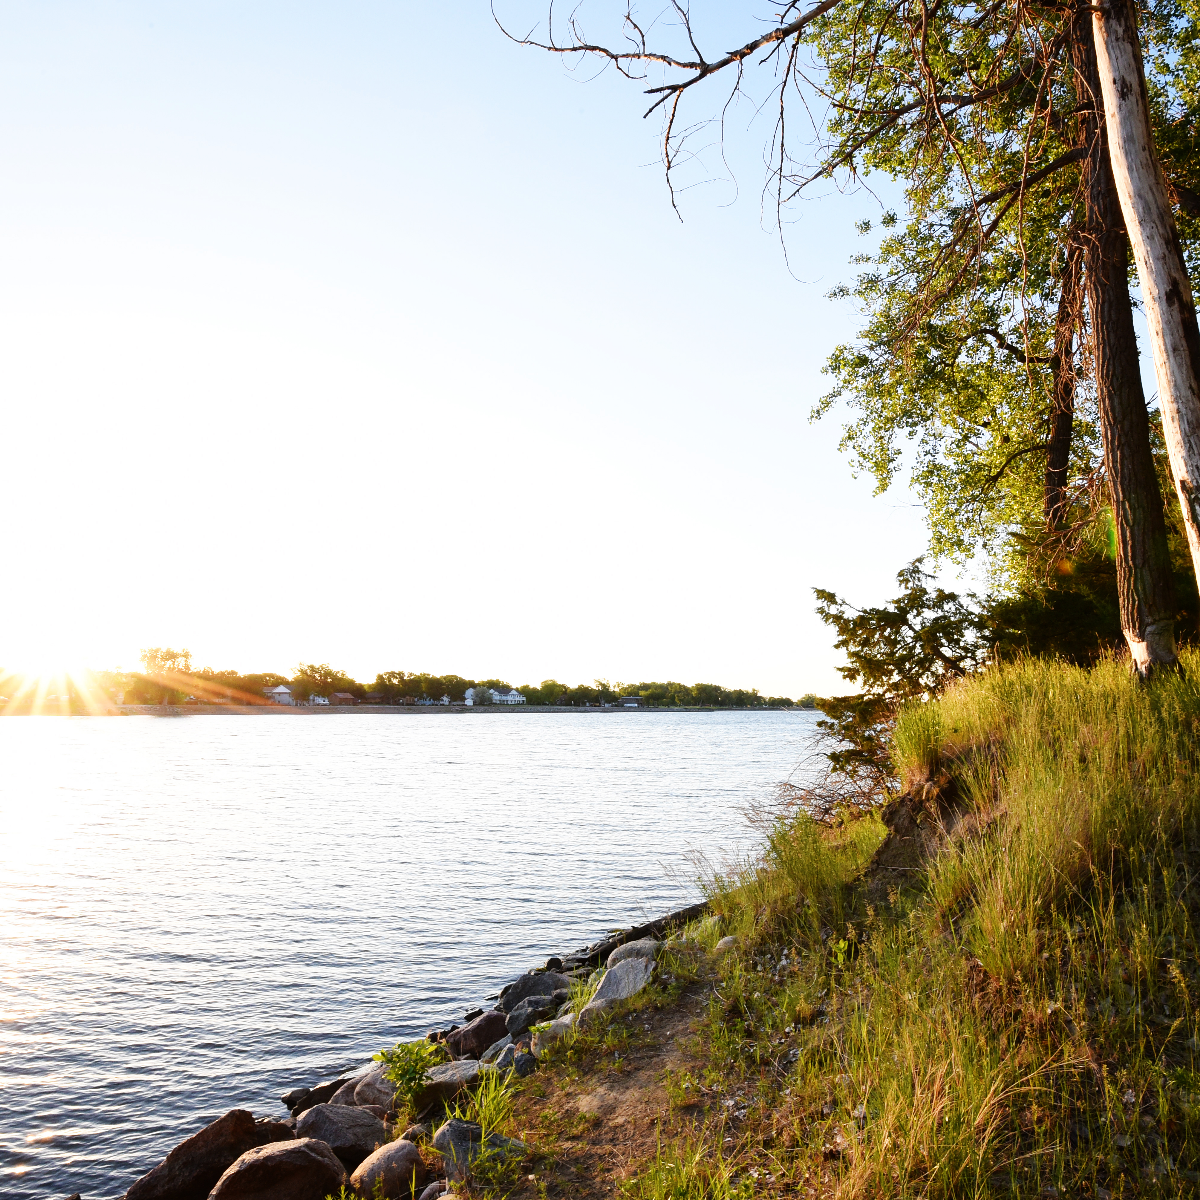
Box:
[465,686,526,706]
[264,685,295,706]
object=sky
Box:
[0,2,939,697]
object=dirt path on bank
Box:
[500,979,716,1198]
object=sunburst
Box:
[0,664,118,716]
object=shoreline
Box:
[5,704,814,716]
[120,898,711,1198]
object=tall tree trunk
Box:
[1091,0,1200,587]
[1045,241,1082,528]
[1075,13,1179,674]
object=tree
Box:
[1074,10,1180,671]
[140,647,192,676]
[815,560,990,702]
[292,663,361,699]
[1091,0,1200,584]
[509,0,1195,672]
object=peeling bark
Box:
[1092,0,1200,589]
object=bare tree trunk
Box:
[1092,0,1200,586]
[1076,13,1179,674]
[1045,242,1082,528]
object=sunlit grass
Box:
[670,652,1200,1197]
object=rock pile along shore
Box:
[119,900,709,1200]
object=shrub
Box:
[373,1039,442,1111]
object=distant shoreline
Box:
[100,703,813,716]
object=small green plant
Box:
[373,1038,442,1111]
[451,1062,516,1136]
[831,937,849,968]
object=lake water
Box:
[0,709,819,1198]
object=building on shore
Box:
[465,686,527,706]
[329,692,358,705]
[264,685,295,706]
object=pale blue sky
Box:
[0,2,936,695]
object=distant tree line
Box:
[114,653,818,709]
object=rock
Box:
[124,1108,293,1200]
[546,956,563,970]
[431,1118,526,1184]
[287,1073,359,1116]
[294,1104,385,1170]
[513,1052,537,1077]
[606,937,661,966]
[281,1087,311,1111]
[494,1044,516,1070]
[207,1138,346,1200]
[330,1079,359,1105]
[417,1182,447,1200]
[714,935,740,955]
[497,971,571,1013]
[354,1064,397,1110]
[480,1034,512,1064]
[578,957,655,1026]
[505,994,557,1037]
[463,1007,484,1022]
[444,1010,508,1060]
[349,1138,427,1199]
[359,1105,388,1121]
[531,1013,575,1058]
[411,1060,493,1111]
[401,1122,431,1142]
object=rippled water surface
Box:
[0,709,818,1197]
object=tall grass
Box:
[897,652,1200,981]
[691,652,1200,1196]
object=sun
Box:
[0,662,116,715]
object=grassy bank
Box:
[471,653,1200,1198]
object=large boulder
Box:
[606,938,661,966]
[350,1139,427,1199]
[505,994,557,1038]
[531,1013,576,1058]
[207,1138,346,1200]
[330,1079,359,1105]
[354,1064,397,1110]
[411,1060,493,1111]
[578,957,655,1026]
[294,1103,385,1170]
[431,1118,526,1183]
[497,971,571,1014]
[123,1108,292,1200]
[444,1010,508,1060]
